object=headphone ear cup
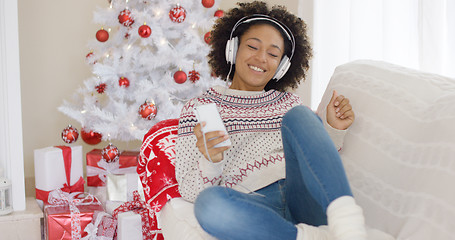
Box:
[225,39,233,64]
[225,37,238,64]
[273,55,291,81]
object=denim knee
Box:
[282,105,321,129]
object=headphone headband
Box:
[229,14,295,59]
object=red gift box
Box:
[86,149,139,187]
[44,190,103,240]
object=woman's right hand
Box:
[194,122,231,163]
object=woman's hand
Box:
[326,90,355,130]
[194,122,230,163]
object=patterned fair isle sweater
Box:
[175,85,347,202]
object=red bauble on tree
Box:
[138,24,152,38]
[102,143,119,163]
[173,70,187,84]
[214,9,224,18]
[169,5,186,23]
[96,28,109,42]
[81,128,102,145]
[95,83,107,94]
[204,31,212,44]
[201,0,214,8]
[118,9,134,27]
[118,77,130,87]
[139,100,157,120]
[61,125,79,144]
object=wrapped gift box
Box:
[86,149,140,204]
[113,191,159,240]
[96,212,117,238]
[106,173,143,202]
[34,145,84,208]
[117,211,142,240]
[44,191,103,240]
[86,149,139,187]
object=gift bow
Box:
[47,189,97,240]
[82,211,111,240]
[113,190,155,239]
[86,157,137,185]
[36,176,85,204]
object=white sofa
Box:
[157,60,455,240]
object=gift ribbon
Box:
[82,211,111,240]
[112,191,154,239]
[36,146,85,204]
[46,189,98,240]
[36,176,85,204]
[55,146,72,186]
[86,159,137,186]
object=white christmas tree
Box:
[59,0,225,142]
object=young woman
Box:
[175,1,366,240]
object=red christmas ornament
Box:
[201,0,215,8]
[118,9,134,27]
[173,70,187,84]
[139,101,157,120]
[86,51,96,64]
[81,128,102,145]
[119,77,130,87]
[61,125,79,144]
[95,83,107,94]
[138,24,152,38]
[102,143,119,163]
[169,5,186,23]
[96,28,109,42]
[189,70,200,83]
[204,31,212,44]
[214,9,224,18]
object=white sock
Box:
[326,196,367,240]
[295,223,332,240]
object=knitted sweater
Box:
[175,85,347,202]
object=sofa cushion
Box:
[317,60,455,240]
[138,118,181,239]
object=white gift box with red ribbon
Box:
[34,145,84,209]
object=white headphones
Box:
[225,14,296,81]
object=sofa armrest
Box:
[317,60,455,240]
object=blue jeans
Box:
[194,105,353,240]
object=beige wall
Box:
[18,0,302,197]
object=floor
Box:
[0,197,43,240]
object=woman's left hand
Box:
[326,90,355,130]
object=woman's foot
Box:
[327,196,367,240]
[296,223,332,240]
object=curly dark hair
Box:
[208,1,312,92]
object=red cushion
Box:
[137,118,181,239]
